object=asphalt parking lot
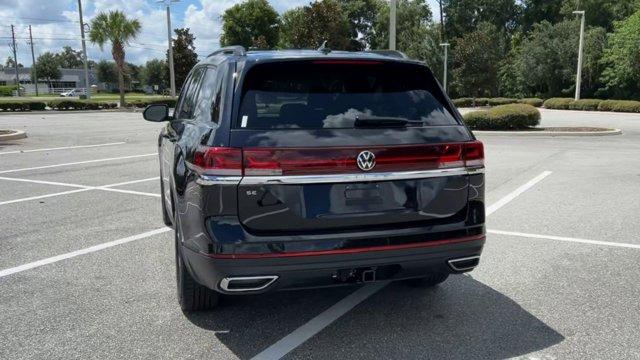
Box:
[1,109,639,359]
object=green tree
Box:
[450,22,505,97]
[520,0,563,31]
[279,0,351,50]
[442,0,521,39]
[33,52,61,86]
[560,0,638,32]
[500,20,607,98]
[54,46,83,68]
[338,0,381,50]
[370,0,441,70]
[169,28,198,91]
[599,10,640,98]
[95,60,118,84]
[89,10,141,106]
[220,0,280,49]
[141,59,168,91]
[5,56,23,68]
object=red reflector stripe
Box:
[312,60,383,65]
[242,143,480,176]
[206,234,485,259]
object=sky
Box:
[0,0,440,67]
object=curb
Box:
[0,130,27,141]
[473,128,622,136]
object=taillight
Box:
[192,142,482,178]
[463,140,484,168]
[192,147,242,176]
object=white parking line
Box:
[0,176,159,205]
[488,229,640,250]
[250,170,553,359]
[252,282,389,360]
[0,189,92,206]
[0,142,126,156]
[486,171,552,216]
[0,153,156,174]
[0,227,171,278]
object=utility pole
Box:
[389,0,397,50]
[28,25,38,96]
[159,0,179,97]
[573,10,585,101]
[10,25,19,92]
[78,0,91,99]
[440,43,450,93]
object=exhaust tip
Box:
[219,275,278,292]
[448,256,480,272]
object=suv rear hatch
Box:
[226,59,482,234]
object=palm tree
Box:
[89,11,141,107]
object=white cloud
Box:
[2,0,416,66]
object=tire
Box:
[402,272,450,288]
[160,177,173,227]
[175,213,219,311]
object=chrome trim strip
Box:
[219,275,279,292]
[196,175,242,186]
[240,167,484,185]
[447,255,481,271]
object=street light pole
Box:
[440,43,450,93]
[573,10,585,101]
[78,0,91,99]
[159,0,179,97]
[28,25,38,96]
[389,0,396,50]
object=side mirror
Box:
[143,104,171,122]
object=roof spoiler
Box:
[208,46,246,58]
[365,50,408,59]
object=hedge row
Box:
[0,97,177,111]
[47,100,118,111]
[453,97,544,108]
[126,98,177,108]
[0,101,46,111]
[463,104,541,130]
[543,98,640,113]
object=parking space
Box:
[1,110,639,359]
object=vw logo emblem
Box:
[356,150,376,171]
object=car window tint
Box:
[176,67,205,119]
[195,66,224,123]
[237,61,458,129]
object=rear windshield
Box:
[236,60,458,129]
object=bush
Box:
[453,97,543,108]
[597,100,640,113]
[518,98,544,107]
[567,99,602,111]
[463,104,541,130]
[0,100,47,111]
[126,98,177,108]
[0,85,18,97]
[453,98,474,107]
[487,97,517,106]
[47,99,117,110]
[543,98,573,109]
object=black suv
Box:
[143,46,485,311]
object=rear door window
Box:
[175,67,205,120]
[236,61,458,129]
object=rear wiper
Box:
[354,116,423,128]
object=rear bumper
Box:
[181,235,485,294]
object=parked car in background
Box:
[143,46,486,311]
[59,89,77,97]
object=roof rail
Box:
[207,46,246,58]
[365,50,408,59]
